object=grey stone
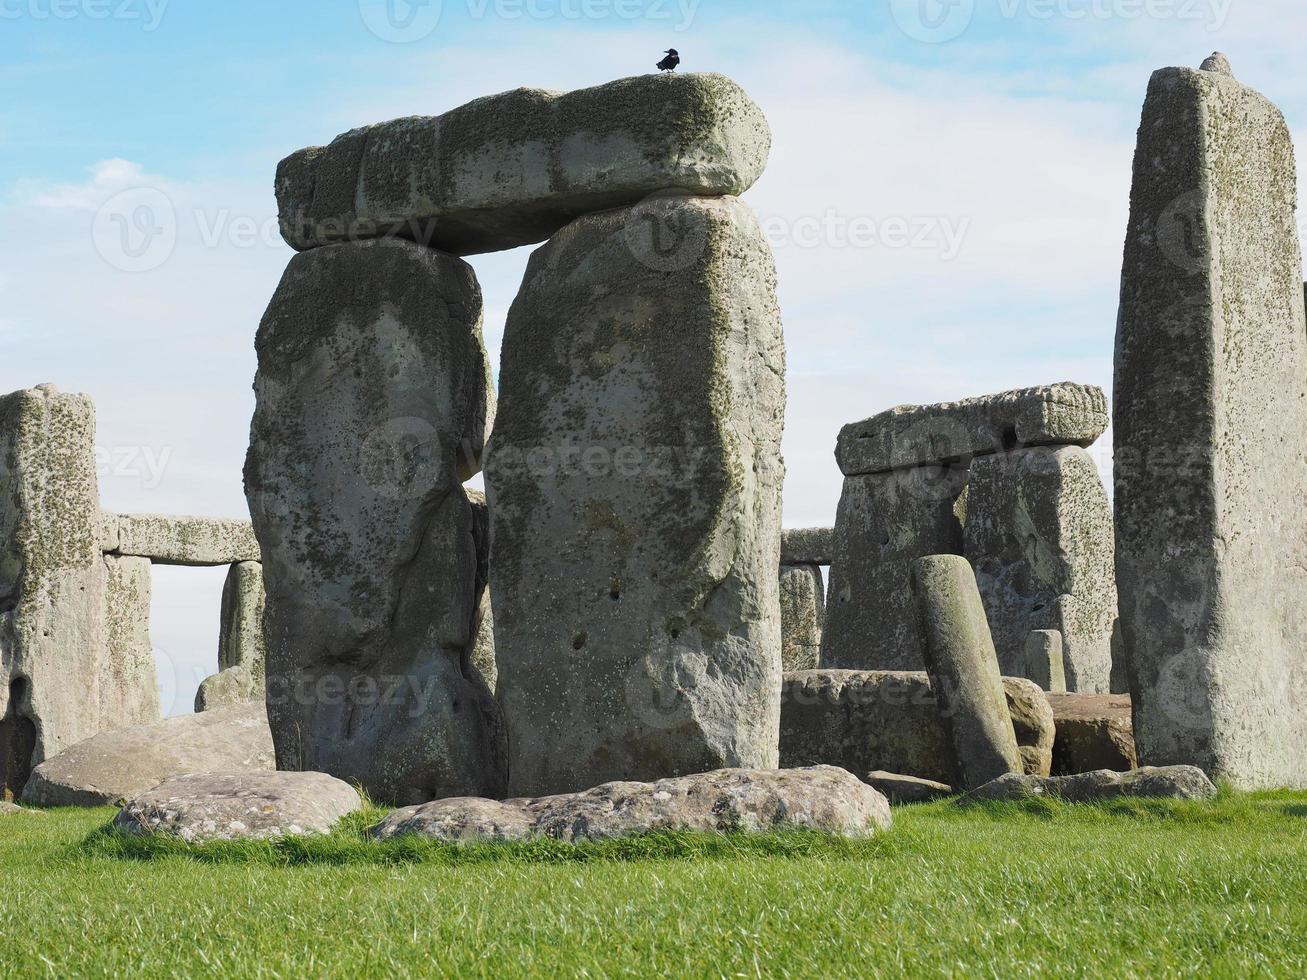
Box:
[910,556,1023,789]
[863,771,953,804]
[245,237,504,805]
[1109,618,1129,695]
[963,765,1217,804]
[487,194,785,797]
[371,766,891,843]
[278,73,770,255]
[779,670,1052,785]
[100,555,161,724]
[1047,692,1137,775]
[1199,52,1233,76]
[1115,66,1307,788]
[1,800,33,814]
[103,513,259,567]
[22,702,274,807]
[835,383,1108,477]
[821,465,967,671]
[1024,630,1066,693]
[964,446,1116,693]
[196,561,267,712]
[114,771,362,843]
[781,527,834,566]
[779,563,824,672]
[465,488,496,693]
[195,665,261,714]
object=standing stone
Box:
[100,555,161,723]
[779,563,824,672]
[821,466,967,671]
[465,489,496,693]
[1115,63,1307,787]
[195,561,267,712]
[1109,618,1129,695]
[909,555,1022,789]
[245,237,505,804]
[1024,630,1067,693]
[964,445,1116,692]
[487,194,785,797]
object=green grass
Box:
[2,790,1305,977]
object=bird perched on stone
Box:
[656,49,680,72]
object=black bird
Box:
[656,49,680,72]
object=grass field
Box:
[1,790,1305,977]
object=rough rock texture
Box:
[465,489,497,693]
[965,446,1116,693]
[1199,51,1233,76]
[100,554,161,724]
[22,702,274,807]
[371,767,891,843]
[780,670,1052,785]
[1024,630,1067,693]
[1,386,159,799]
[963,766,1217,804]
[1114,65,1307,788]
[278,73,771,255]
[487,194,785,797]
[836,383,1108,477]
[781,527,834,566]
[103,513,259,567]
[245,237,504,805]
[1,800,31,814]
[779,563,823,672]
[1047,692,1137,775]
[863,771,953,804]
[1109,618,1129,695]
[821,466,967,671]
[196,561,266,712]
[910,556,1023,789]
[195,665,261,714]
[114,771,362,843]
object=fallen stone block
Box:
[22,702,274,807]
[1047,692,1137,775]
[104,513,260,567]
[962,766,1217,804]
[278,73,770,255]
[781,527,835,566]
[835,383,1108,477]
[779,563,824,672]
[370,766,891,843]
[1005,675,1056,778]
[115,771,363,843]
[863,771,953,804]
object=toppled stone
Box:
[246,237,503,805]
[1005,676,1056,778]
[962,766,1217,804]
[781,527,835,566]
[487,194,784,797]
[370,767,891,843]
[1115,66,1307,788]
[278,73,771,255]
[114,771,362,843]
[779,563,824,672]
[1047,692,1137,775]
[1024,630,1067,693]
[196,561,266,712]
[835,383,1108,477]
[22,702,274,807]
[863,771,953,804]
[103,513,259,567]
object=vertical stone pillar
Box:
[779,563,824,672]
[101,555,161,723]
[1024,630,1066,693]
[196,560,267,712]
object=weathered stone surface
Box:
[22,702,274,807]
[465,489,496,693]
[779,670,1052,785]
[779,563,823,672]
[836,383,1108,477]
[821,466,967,671]
[196,561,267,712]
[910,556,1022,789]
[1047,693,1137,775]
[487,195,784,797]
[1114,66,1307,787]
[1199,51,1233,76]
[245,237,504,805]
[781,527,834,566]
[100,555,161,724]
[965,446,1116,693]
[863,771,953,804]
[0,800,33,814]
[114,771,362,843]
[278,73,770,255]
[1109,618,1129,695]
[103,513,259,567]
[195,665,261,714]
[963,766,1217,804]
[371,767,891,843]
[1024,630,1067,693]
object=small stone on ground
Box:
[961,766,1217,804]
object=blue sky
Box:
[3,0,1303,711]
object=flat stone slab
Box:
[962,766,1217,804]
[863,772,953,805]
[835,383,1108,476]
[22,702,274,807]
[781,528,834,566]
[278,72,770,255]
[371,767,891,843]
[103,513,260,566]
[1047,693,1137,775]
[1,801,40,815]
[114,771,363,843]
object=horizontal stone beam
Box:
[781,527,834,565]
[102,513,260,567]
[277,72,770,255]
[835,382,1108,476]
